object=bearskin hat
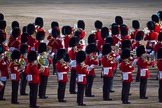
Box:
[52,27,60,38]
[64,54,70,62]
[11,50,21,60]
[38,43,47,53]
[35,17,44,28]
[27,23,35,35]
[0,45,4,54]
[22,26,27,33]
[36,31,45,41]
[76,50,86,64]
[69,36,80,47]
[11,21,19,29]
[120,24,128,36]
[51,21,59,29]
[74,30,82,39]
[147,21,155,31]
[0,29,6,43]
[158,32,162,41]
[132,20,140,29]
[101,27,109,38]
[88,34,96,44]
[21,32,28,43]
[27,51,37,63]
[121,48,130,59]
[77,20,85,30]
[157,47,162,59]
[95,20,103,29]
[135,31,144,41]
[62,26,72,35]
[136,45,146,57]
[102,43,112,55]
[121,40,131,50]
[115,16,123,25]
[85,43,97,54]
[0,20,6,30]
[20,44,28,54]
[0,13,4,21]
[158,11,162,20]
[12,27,21,38]
[111,23,119,35]
[151,14,159,23]
[105,37,113,45]
[56,49,66,61]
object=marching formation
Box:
[0,11,162,107]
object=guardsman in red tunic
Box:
[144,21,158,54]
[151,14,161,33]
[111,23,121,47]
[130,20,140,44]
[37,43,49,99]
[62,26,73,51]
[35,31,45,51]
[10,50,21,104]
[0,45,9,101]
[47,27,63,75]
[120,48,134,104]
[115,16,124,33]
[8,27,21,51]
[120,24,131,41]
[27,23,38,51]
[9,21,21,42]
[47,21,60,40]
[68,36,80,94]
[85,44,98,97]
[136,45,154,99]
[131,31,144,82]
[154,32,162,55]
[76,51,87,106]
[19,44,28,96]
[34,17,46,38]
[56,49,70,102]
[157,48,162,102]
[27,51,40,108]
[101,43,116,101]
[0,29,8,52]
[94,20,103,51]
[75,20,86,50]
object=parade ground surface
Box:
[1,0,162,108]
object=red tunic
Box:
[157,60,162,80]
[130,29,139,39]
[10,62,20,81]
[112,35,121,46]
[68,49,77,70]
[64,35,71,49]
[85,54,98,76]
[97,38,105,52]
[119,61,134,82]
[154,42,162,53]
[27,36,38,51]
[137,58,154,78]
[0,58,9,79]
[27,63,40,84]
[47,38,63,53]
[8,38,20,49]
[101,56,115,77]
[155,24,161,33]
[76,63,88,85]
[56,62,69,82]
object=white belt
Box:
[123,72,131,74]
[141,69,148,71]
[57,72,67,74]
[148,40,156,43]
[103,67,112,69]
[78,74,86,77]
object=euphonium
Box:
[37,54,49,68]
[19,58,26,69]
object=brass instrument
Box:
[106,54,113,61]
[89,55,97,60]
[80,62,88,69]
[37,54,49,68]
[4,51,11,61]
[19,58,26,69]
